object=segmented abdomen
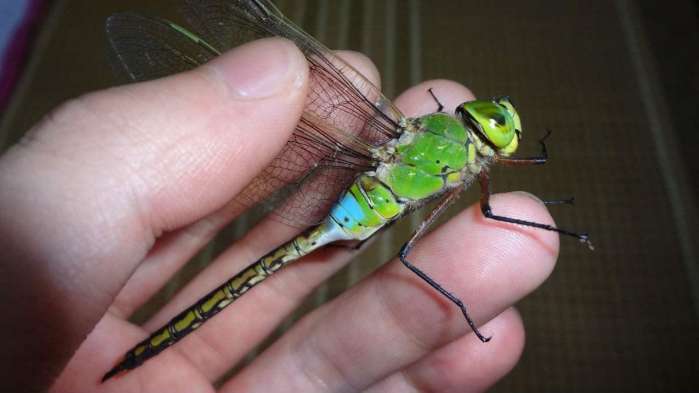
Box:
[103,174,405,381]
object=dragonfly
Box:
[102,0,592,382]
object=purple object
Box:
[0,0,47,113]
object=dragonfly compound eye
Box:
[496,97,522,138]
[460,100,516,149]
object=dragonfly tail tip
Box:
[101,365,124,383]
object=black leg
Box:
[478,170,594,249]
[428,88,444,112]
[397,189,491,343]
[496,129,551,166]
[542,197,575,206]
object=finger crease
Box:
[371,271,434,353]
[400,368,434,393]
[296,330,362,392]
[182,329,230,375]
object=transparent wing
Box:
[106,1,404,226]
[241,115,376,225]
[106,13,220,82]
[181,0,404,145]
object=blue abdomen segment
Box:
[330,175,404,240]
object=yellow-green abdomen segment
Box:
[329,175,403,238]
[103,238,308,380]
[104,174,405,380]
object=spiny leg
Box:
[496,129,551,166]
[398,189,491,342]
[543,197,575,205]
[427,88,444,113]
[494,131,580,212]
[478,170,593,249]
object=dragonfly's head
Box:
[457,97,522,157]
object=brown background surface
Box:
[1,0,697,391]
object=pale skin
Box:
[0,38,559,392]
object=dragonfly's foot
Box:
[579,233,595,251]
[457,306,491,343]
[478,333,492,343]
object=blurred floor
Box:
[1,0,697,391]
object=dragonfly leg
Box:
[496,129,551,166]
[478,170,593,249]
[427,88,445,112]
[398,189,491,342]
[493,131,584,230]
[543,196,575,205]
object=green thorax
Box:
[378,112,471,200]
[377,98,522,202]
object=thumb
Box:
[0,37,307,390]
[95,36,309,231]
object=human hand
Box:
[0,38,558,393]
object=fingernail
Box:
[211,38,302,99]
